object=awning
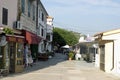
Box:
[25,31,42,44]
[6,35,25,43]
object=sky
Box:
[41,0,120,35]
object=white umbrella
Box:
[62,45,70,48]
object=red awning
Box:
[25,31,42,44]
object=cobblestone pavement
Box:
[0,53,120,80]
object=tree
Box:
[53,27,78,47]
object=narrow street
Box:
[0,53,120,80]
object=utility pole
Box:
[36,0,39,35]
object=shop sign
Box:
[7,36,24,43]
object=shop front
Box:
[0,33,9,75]
[6,35,24,73]
[23,30,42,61]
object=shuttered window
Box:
[2,8,8,25]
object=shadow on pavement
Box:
[3,53,68,78]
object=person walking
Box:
[28,48,33,67]
[24,44,29,67]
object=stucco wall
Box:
[38,2,48,39]
[0,0,17,27]
[95,48,100,67]
[114,40,120,74]
[105,42,113,73]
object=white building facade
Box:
[94,29,120,76]
[38,1,48,53]
[46,16,54,52]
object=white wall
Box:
[113,40,120,74]
[103,33,120,40]
[0,0,18,27]
[95,54,99,67]
[105,42,113,73]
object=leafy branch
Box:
[3,27,14,35]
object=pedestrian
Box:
[28,48,33,67]
[24,44,29,67]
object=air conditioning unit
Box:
[13,21,22,30]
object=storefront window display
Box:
[16,43,24,65]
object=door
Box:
[100,45,105,71]
[15,43,24,73]
[9,42,16,73]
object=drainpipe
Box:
[111,41,114,71]
[35,0,39,60]
[36,0,38,35]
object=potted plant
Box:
[68,51,74,60]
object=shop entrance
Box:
[9,42,16,73]
[9,42,24,73]
[100,45,105,71]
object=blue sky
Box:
[41,0,120,35]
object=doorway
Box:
[9,42,16,73]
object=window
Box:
[16,43,23,65]
[21,0,25,13]
[28,1,31,17]
[41,28,44,36]
[46,35,50,41]
[41,44,44,52]
[42,13,44,21]
[32,5,35,21]
[2,8,8,25]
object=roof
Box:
[94,28,120,37]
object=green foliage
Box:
[3,27,14,35]
[53,27,78,47]
[68,51,74,58]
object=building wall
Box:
[105,42,113,73]
[95,54,100,67]
[102,32,120,74]
[20,0,36,33]
[21,14,36,33]
[95,48,100,67]
[38,1,48,39]
[38,1,48,53]
[0,0,18,27]
[95,29,120,76]
[113,40,120,74]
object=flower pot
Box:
[69,57,72,61]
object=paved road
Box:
[0,53,120,80]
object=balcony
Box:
[46,25,53,33]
